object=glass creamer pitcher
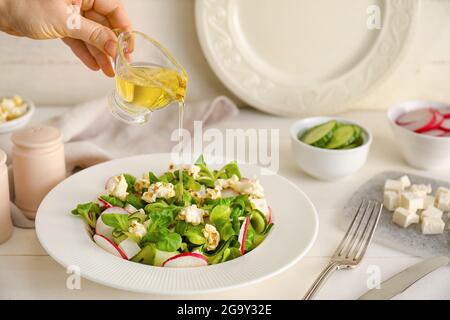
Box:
[109,31,187,124]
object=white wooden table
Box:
[0,106,449,300]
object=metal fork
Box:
[303,199,383,300]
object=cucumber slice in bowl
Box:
[299,120,337,147]
[291,116,372,180]
[325,125,356,149]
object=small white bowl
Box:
[387,100,450,170]
[290,117,372,181]
[0,94,35,134]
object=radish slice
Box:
[93,234,127,259]
[102,207,129,215]
[421,110,444,133]
[98,197,113,208]
[422,129,448,137]
[439,107,450,118]
[95,207,128,240]
[440,119,450,132]
[118,238,141,260]
[267,206,272,225]
[162,253,208,268]
[397,108,437,133]
[396,108,434,125]
[238,216,249,255]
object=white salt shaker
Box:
[0,149,13,244]
[12,126,66,219]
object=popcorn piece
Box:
[203,224,220,251]
[399,175,411,189]
[141,182,175,203]
[128,220,147,239]
[384,179,403,192]
[400,192,424,213]
[420,206,443,220]
[392,207,419,228]
[423,195,435,209]
[105,174,129,201]
[178,205,205,226]
[383,191,399,211]
[421,217,445,235]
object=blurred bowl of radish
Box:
[388,100,450,169]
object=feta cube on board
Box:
[436,187,450,201]
[435,193,450,212]
[383,191,399,211]
[423,195,435,209]
[409,184,432,198]
[392,207,419,228]
[420,206,443,220]
[384,179,403,192]
[421,217,445,235]
[400,192,424,213]
[399,175,411,189]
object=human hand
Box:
[0,0,131,77]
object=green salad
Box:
[71,155,273,268]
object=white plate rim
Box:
[35,153,318,295]
[195,0,420,116]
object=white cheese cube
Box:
[392,207,419,228]
[384,179,403,192]
[435,193,450,212]
[383,191,400,211]
[399,175,411,189]
[420,206,443,220]
[423,195,435,209]
[421,217,445,235]
[400,192,424,213]
[409,184,432,198]
[436,187,450,201]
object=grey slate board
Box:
[343,171,450,257]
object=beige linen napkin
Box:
[10,95,239,228]
[46,95,239,171]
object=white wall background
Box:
[0,0,240,106]
[0,0,448,111]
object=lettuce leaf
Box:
[71,202,100,229]
[123,173,136,193]
[156,232,182,252]
[101,213,129,231]
[100,195,124,208]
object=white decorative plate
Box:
[195,0,419,116]
[36,154,318,295]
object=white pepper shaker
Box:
[11,126,66,219]
[0,149,13,244]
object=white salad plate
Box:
[36,153,318,295]
[195,0,419,116]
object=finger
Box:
[81,0,132,30]
[62,38,100,71]
[85,43,115,77]
[67,16,117,58]
[84,9,111,28]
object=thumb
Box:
[67,16,117,58]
